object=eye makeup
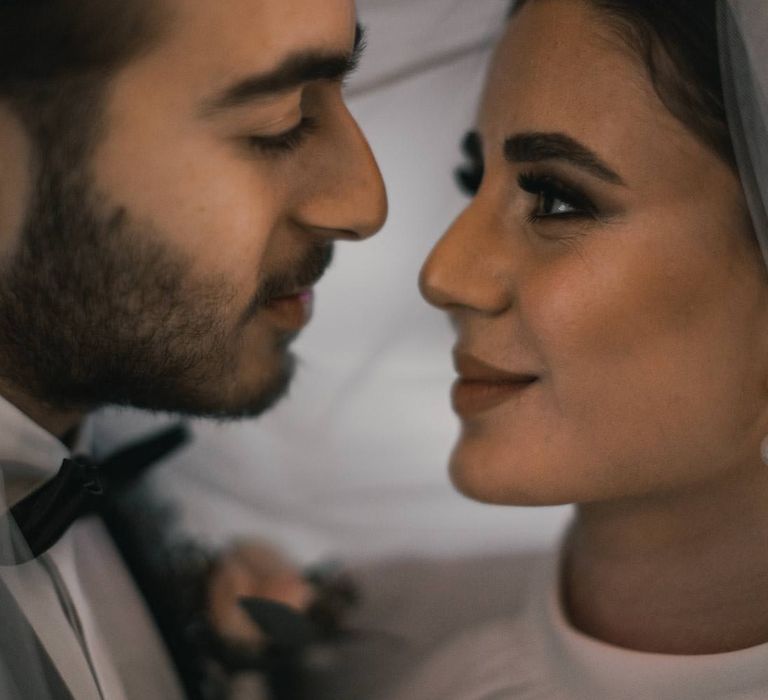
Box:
[518,171,598,222]
[455,130,484,197]
[453,129,611,226]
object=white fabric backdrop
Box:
[95,0,571,564]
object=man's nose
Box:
[419,203,512,315]
[293,103,388,242]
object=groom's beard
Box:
[0,148,333,418]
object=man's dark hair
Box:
[0,0,166,158]
[511,0,735,168]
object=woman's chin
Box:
[448,438,582,507]
[448,455,548,507]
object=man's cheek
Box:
[0,109,34,257]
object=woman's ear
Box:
[0,105,33,253]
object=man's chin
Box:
[220,368,294,419]
[194,352,297,420]
[99,349,299,421]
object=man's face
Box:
[0,0,387,418]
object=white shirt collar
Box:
[0,393,93,499]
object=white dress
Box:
[313,550,768,700]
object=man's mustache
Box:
[251,243,335,311]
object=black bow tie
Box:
[0,423,190,565]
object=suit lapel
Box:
[1,562,102,700]
[0,574,77,700]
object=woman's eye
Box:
[518,172,597,221]
[455,130,484,197]
[540,192,577,216]
[248,116,318,156]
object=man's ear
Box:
[0,104,33,255]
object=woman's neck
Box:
[563,464,768,654]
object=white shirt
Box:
[0,396,184,700]
[314,550,768,700]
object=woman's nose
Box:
[419,203,512,314]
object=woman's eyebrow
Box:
[504,132,627,186]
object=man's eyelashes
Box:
[248,116,318,156]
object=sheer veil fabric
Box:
[719,0,768,263]
[0,1,766,697]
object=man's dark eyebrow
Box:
[504,132,626,186]
[202,24,367,115]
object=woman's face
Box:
[420,0,768,506]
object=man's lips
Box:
[452,352,538,416]
[264,288,315,331]
[268,289,314,305]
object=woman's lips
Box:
[452,352,538,416]
[264,289,314,331]
[451,378,537,416]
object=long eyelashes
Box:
[249,116,319,156]
[453,130,598,221]
[455,130,484,196]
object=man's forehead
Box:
[163,0,357,71]
[103,0,359,113]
